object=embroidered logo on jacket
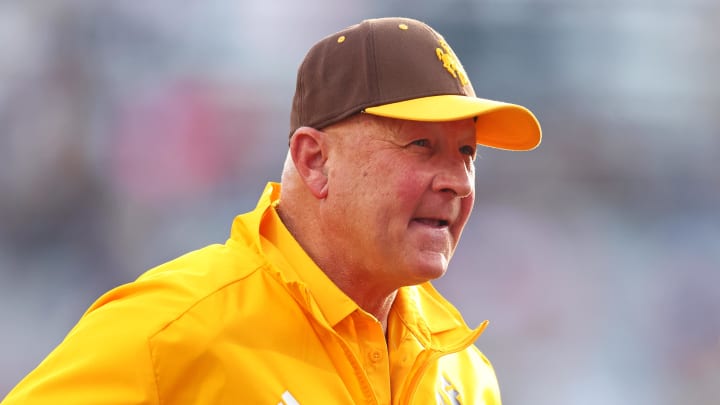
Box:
[435,374,462,405]
[278,390,300,405]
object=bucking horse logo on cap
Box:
[435,39,469,87]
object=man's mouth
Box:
[413,218,450,228]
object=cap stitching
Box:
[368,20,381,103]
[297,59,305,125]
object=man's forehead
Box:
[324,114,477,148]
[323,113,396,138]
[383,117,477,142]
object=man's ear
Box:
[289,126,329,199]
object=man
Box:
[2,17,540,404]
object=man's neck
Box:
[330,276,399,333]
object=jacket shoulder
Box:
[83,241,267,332]
[1,241,273,405]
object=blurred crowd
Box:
[1,1,718,404]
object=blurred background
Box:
[1,0,718,403]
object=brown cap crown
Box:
[290,17,541,151]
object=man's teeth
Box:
[416,218,448,227]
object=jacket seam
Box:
[148,336,162,405]
[148,261,270,403]
[149,261,268,338]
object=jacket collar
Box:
[231,182,358,327]
[390,284,487,352]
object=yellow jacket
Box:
[2,183,501,405]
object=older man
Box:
[2,17,540,405]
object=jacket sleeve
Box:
[1,284,163,405]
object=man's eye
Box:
[411,139,430,147]
[460,145,476,158]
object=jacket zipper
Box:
[396,349,442,404]
[396,325,486,404]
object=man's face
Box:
[321,115,477,290]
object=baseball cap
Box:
[290,17,541,151]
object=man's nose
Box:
[432,157,474,198]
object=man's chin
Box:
[406,255,449,284]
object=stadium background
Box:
[1,1,718,403]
